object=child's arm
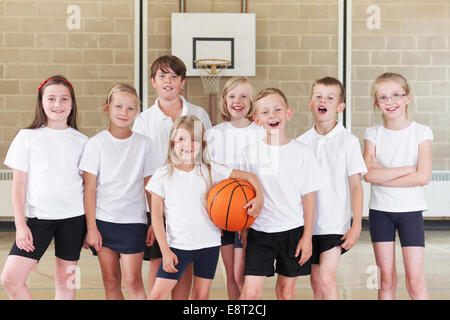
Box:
[144,175,156,247]
[341,174,363,251]
[295,191,315,266]
[83,172,102,251]
[11,169,34,253]
[363,139,415,184]
[151,192,178,273]
[377,140,432,188]
[229,169,264,218]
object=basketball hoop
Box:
[194,59,231,95]
[194,59,231,125]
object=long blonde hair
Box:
[165,115,213,189]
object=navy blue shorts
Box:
[91,219,147,255]
[9,215,86,262]
[244,226,311,277]
[369,209,425,247]
[221,231,243,248]
[157,246,220,281]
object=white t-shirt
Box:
[205,121,266,170]
[4,127,88,220]
[297,123,367,235]
[132,95,212,167]
[79,130,159,224]
[146,162,232,250]
[364,121,433,212]
[240,140,326,233]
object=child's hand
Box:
[146,225,156,247]
[340,225,361,251]
[15,223,35,253]
[162,249,179,273]
[295,236,312,267]
[369,155,379,168]
[86,229,103,252]
[243,195,263,218]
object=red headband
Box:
[38,77,73,93]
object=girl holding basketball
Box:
[147,115,263,300]
[363,73,432,300]
[205,77,265,299]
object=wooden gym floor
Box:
[0,230,449,300]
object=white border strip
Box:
[134,0,140,100]
[142,0,148,110]
[346,0,352,132]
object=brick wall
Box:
[1,0,449,169]
[0,0,135,168]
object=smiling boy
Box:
[297,77,367,300]
[239,88,325,300]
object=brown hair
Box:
[150,55,187,80]
[311,76,346,103]
[220,76,256,121]
[27,75,78,130]
[255,88,288,108]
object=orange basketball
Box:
[207,178,256,232]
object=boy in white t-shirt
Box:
[297,77,367,300]
[132,55,212,299]
[239,88,325,300]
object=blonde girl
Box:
[205,77,265,299]
[80,83,159,299]
[147,115,263,300]
[1,75,87,300]
[363,72,432,300]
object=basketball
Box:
[207,178,256,232]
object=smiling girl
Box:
[1,75,88,300]
[205,77,265,299]
[363,73,433,300]
[147,115,263,300]
[80,83,159,299]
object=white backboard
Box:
[171,13,255,77]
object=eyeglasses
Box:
[376,92,407,104]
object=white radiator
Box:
[0,170,449,218]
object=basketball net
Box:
[194,59,231,94]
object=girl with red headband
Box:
[0,75,88,300]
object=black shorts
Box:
[311,234,347,265]
[244,226,311,277]
[91,219,147,255]
[9,215,86,262]
[369,209,425,247]
[221,231,243,249]
[144,212,162,261]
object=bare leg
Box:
[171,263,193,300]
[402,246,428,300]
[191,276,214,300]
[373,242,397,300]
[120,252,146,300]
[317,247,341,300]
[97,247,124,300]
[0,255,37,300]
[275,275,298,300]
[54,257,79,300]
[221,244,240,300]
[233,247,245,293]
[239,275,266,300]
[310,264,322,300]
